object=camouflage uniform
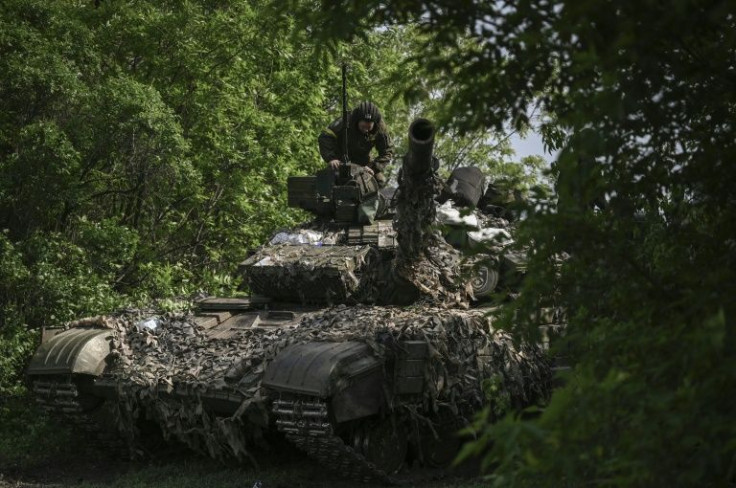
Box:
[318,102,394,186]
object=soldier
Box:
[318,101,394,187]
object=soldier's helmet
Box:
[354,101,381,124]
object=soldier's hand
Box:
[363,166,374,176]
[328,159,341,170]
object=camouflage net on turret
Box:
[81,305,550,463]
[241,244,380,304]
[393,166,474,307]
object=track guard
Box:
[263,341,384,422]
[27,328,113,377]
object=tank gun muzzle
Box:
[403,118,436,177]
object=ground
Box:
[0,396,486,488]
[0,448,484,488]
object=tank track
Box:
[32,376,127,453]
[272,398,404,485]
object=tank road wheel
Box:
[346,416,408,474]
[470,263,499,299]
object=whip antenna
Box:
[341,62,350,166]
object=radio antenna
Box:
[341,62,350,166]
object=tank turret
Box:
[241,118,472,307]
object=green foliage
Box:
[481,374,512,420]
[0,325,36,396]
[0,233,37,394]
[0,0,335,390]
[294,0,736,486]
[0,394,76,469]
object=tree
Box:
[0,0,339,389]
[287,1,736,486]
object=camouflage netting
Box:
[393,163,473,308]
[80,304,550,463]
[241,244,380,304]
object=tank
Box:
[26,119,554,482]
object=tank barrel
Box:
[389,117,473,306]
[404,118,435,176]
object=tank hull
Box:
[27,302,553,480]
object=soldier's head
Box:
[353,101,382,134]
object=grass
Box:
[75,459,491,488]
[0,390,77,471]
[0,392,489,488]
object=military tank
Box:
[26,119,553,483]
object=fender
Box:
[262,341,384,423]
[27,328,113,377]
